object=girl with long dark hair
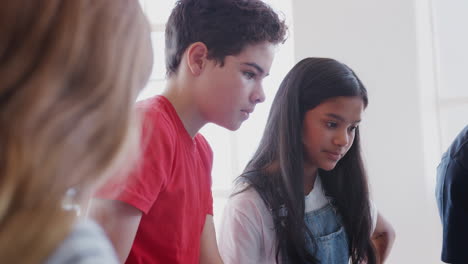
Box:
[218,58,395,263]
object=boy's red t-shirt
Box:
[97,96,213,264]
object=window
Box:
[432,0,468,151]
[137,0,294,229]
[137,0,171,100]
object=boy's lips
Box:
[240,108,254,120]
[241,108,254,114]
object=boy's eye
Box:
[349,125,358,132]
[326,121,337,128]
[243,71,256,79]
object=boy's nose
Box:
[251,85,265,104]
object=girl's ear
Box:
[185,42,208,76]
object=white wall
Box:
[292,0,443,263]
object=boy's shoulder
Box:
[137,95,213,160]
[137,95,171,119]
[194,132,211,151]
[137,95,178,135]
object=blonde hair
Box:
[0,0,153,263]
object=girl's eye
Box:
[349,125,358,132]
[326,122,337,128]
[243,71,256,79]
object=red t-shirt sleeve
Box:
[97,108,175,214]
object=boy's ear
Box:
[186,42,208,76]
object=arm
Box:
[371,212,396,263]
[199,215,224,264]
[217,193,266,264]
[89,199,142,264]
[437,158,468,263]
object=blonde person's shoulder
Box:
[44,219,119,264]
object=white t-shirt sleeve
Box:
[218,189,268,264]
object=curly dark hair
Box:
[165,0,287,76]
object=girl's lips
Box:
[325,151,341,161]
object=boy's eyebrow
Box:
[325,113,361,123]
[242,62,269,76]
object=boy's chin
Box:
[215,120,243,131]
[225,123,242,131]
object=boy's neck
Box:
[163,78,207,138]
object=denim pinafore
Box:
[303,202,349,263]
[281,201,350,264]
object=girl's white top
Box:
[218,176,377,264]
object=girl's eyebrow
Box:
[325,113,361,123]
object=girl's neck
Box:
[303,162,318,194]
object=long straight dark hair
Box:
[238,58,376,263]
